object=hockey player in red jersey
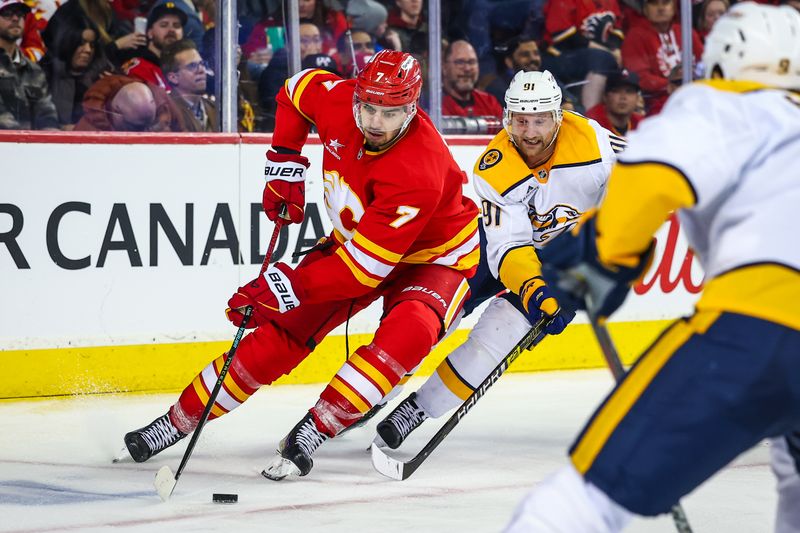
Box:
[122,50,480,480]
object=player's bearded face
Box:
[509,111,559,160]
[355,101,414,148]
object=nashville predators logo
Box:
[530,204,582,244]
[479,149,502,170]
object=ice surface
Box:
[0,370,774,532]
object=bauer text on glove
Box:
[226,263,304,327]
[263,149,309,224]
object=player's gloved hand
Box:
[263,150,309,224]
[226,263,304,328]
[538,215,654,320]
[520,277,575,336]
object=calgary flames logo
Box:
[323,170,365,239]
[530,204,581,244]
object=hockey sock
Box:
[313,300,440,435]
[170,352,262,434]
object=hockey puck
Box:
[212,493,238,504]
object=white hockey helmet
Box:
[503,70,563,131]
[702,3,800,89]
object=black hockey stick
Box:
[155,210,286,501]
[588,314,693,533]
[370,314,552,481]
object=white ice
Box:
[0,370,774,533]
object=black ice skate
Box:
[337,402,387,436]
[262,412,328,480]
[124,413,187,463]
[375,393,428,449]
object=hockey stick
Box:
[155,211,286,502]
[588,314,693,533]
[371,314,552,481]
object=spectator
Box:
[696,0,729,42]
[242,0,347,59]
[622,0,703,115]
[75,74,184,131]
[150,0,205,49]
[334,29,374,77]
[39,24,114,128]
[482,35,542,107]
[346,0,386,36]
[387,0,427,53]
[300,0,347,56]
[441,39,503,120]
[347,0,402,51]
[161,39,216,131]
[542,0,624,110]
[298,21,323,58]
[0,0,58,129]
[585,68,643,135]
[43,0,145,67]
[256,24,336,130]
[122,2,186,88]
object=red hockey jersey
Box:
[272,69,480,302]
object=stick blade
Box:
[370,442,406,480]
[154,465,177,502]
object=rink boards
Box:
[0,133,703,399]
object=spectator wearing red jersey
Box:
[542,0,624,110]
[121,2,186,89]
[622,0,703,115]
[441,40,503,120]
[585,68,643,136]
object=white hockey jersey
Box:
[473,111,622,298]
[599,79,800,330]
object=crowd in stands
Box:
[0,0,797,133]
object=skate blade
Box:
[112,446,130,463]
[261,456,301,481]
[154,465,177,501]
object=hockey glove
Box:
[538,216,654,320]
[263,150,310,224]
[226,263,304,328]
[520,277,575,336]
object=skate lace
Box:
[141,415,181,452]
[388,401,426,438]
[295,419,326,456]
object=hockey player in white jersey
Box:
[373,69,625,449]
[504,3,800,531]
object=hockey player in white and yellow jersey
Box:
[505,4,800,531]
[372,70,625,449]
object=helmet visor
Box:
[353,96,416,147]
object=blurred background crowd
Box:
[1,0,797,133]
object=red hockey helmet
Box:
[354,50,422,106]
